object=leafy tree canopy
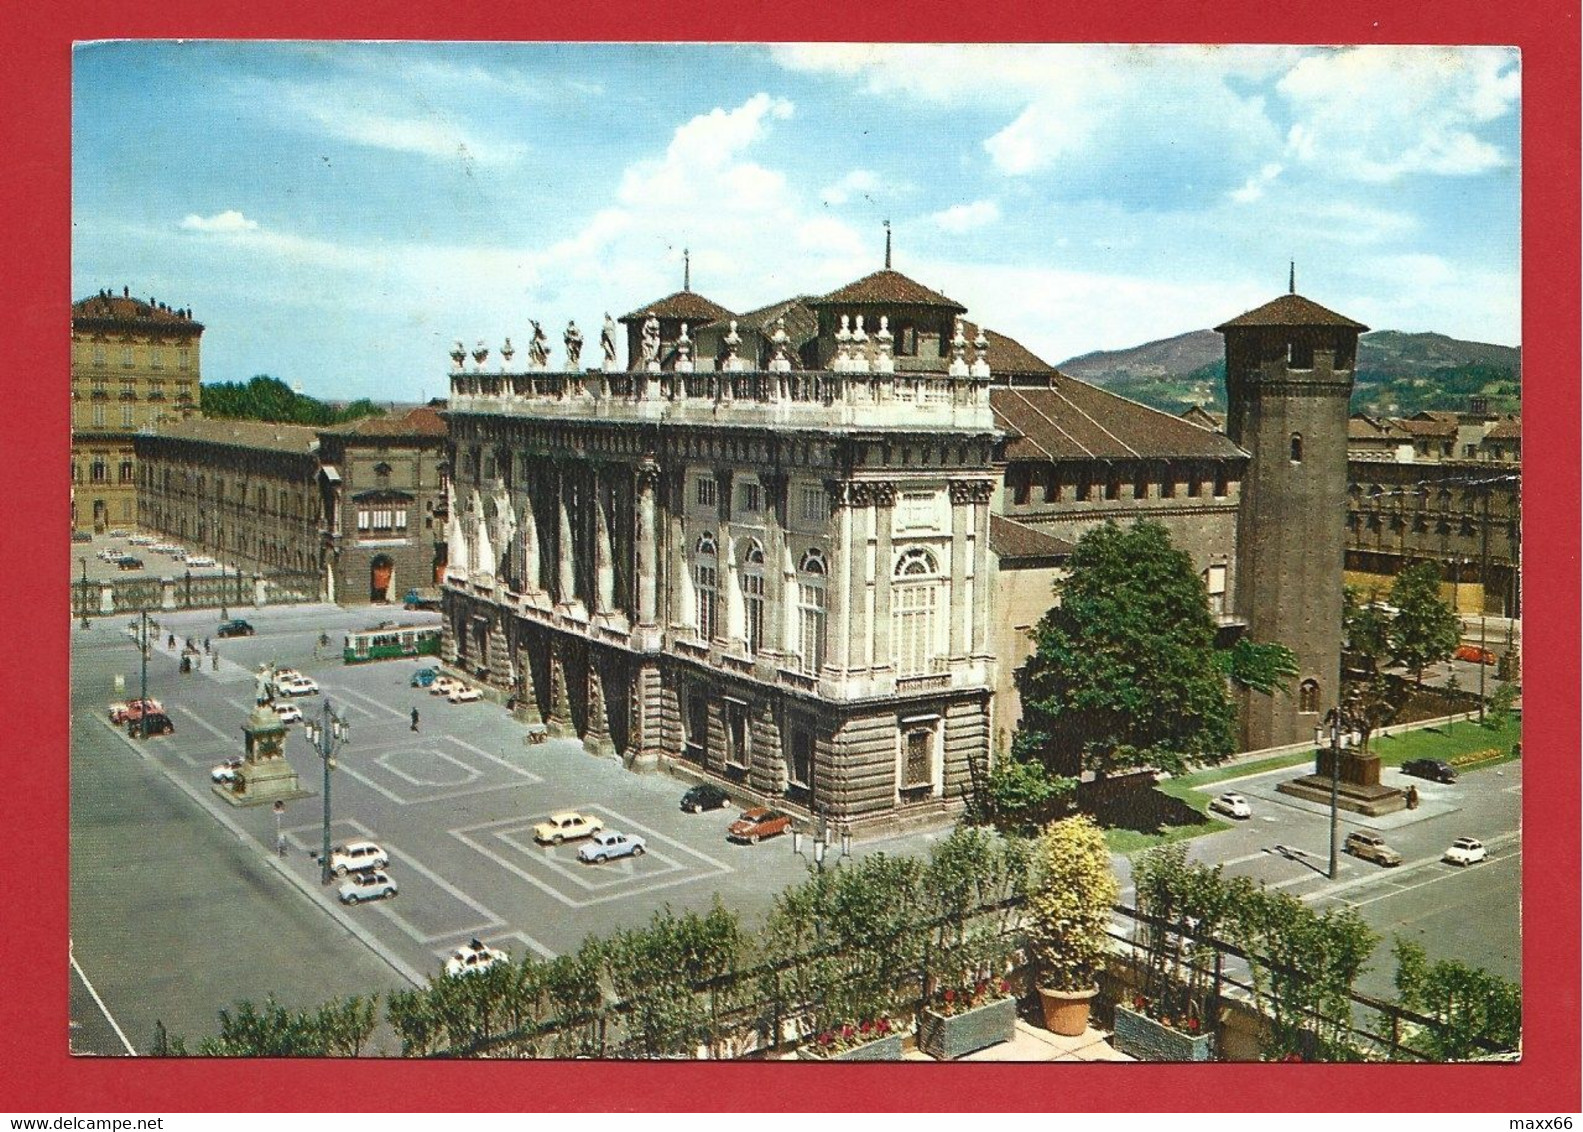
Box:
[1014,521,1251,779]
[1343,586,1391,674]
[200,375,387,427]
[1388,562,1460,685]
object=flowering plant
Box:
[1127,992,1206,1036]
[932,978,1015,1017]
[807,1016,900,1056]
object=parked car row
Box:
[423,673,484,703]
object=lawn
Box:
[1100,713,1521,855]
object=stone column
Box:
[760,472,789,666]
[969,481,994,658]
[873,484,895,676]
[848,486,874,673]
[253,575,267,607]
[667,470,695,632]
[630,661,665,770]
[521,495,541,594]
[948,481,973,660]
[826,482,852,676]
[584,656,615,757]
[556,467,577,606]
[593,470,616,616]
[723,533,747,648]
[546,646,572,737]
[636,461,660,627]
[99,584,115,614]
[160,577,176,611]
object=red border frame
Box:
[3,1,1576,1113]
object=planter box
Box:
[796,1033,903,1061]
[1112,1004,1214,1062]
[918,997,1018,1060]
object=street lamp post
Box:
[792,807,851,873]
[220,564,229,621]
[138,609,150,740]
[1315,706,1363,881]
[80,558,90,629]
[303,698,350,885]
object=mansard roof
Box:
[72,290,204,333]
[619,289,735,326]
[322,406,448,439]
[989,514,1074,564]
[992,376,1247,463]
[809,269,967,312]
[1214,293,1368,332]
[149,417,321,456]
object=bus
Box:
[343,623,442,664]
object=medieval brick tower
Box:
[1217,282,1367,750]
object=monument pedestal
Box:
[1275,748,1406,817]
[216,703,310,808]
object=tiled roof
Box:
[699,297,820,348]
[323,406,448,438]
[961,321,1057,376]
[1348,414,1409,440]
[1413,410,1462,423]
[990,514,1074,563]
[991,376,1247,462]
[72,291,204,332]
[1391,417,1458,438]
[148,417,321,456]
[1180,405,1226,431]
[620,290,735,325]
[1484,417,1521,440]
[809,269,967,312]
[1214,293,1368,332]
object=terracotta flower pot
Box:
[1038,985,1098,1036]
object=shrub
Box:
[1026,815,1119,992]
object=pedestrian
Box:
[203,637,211,654]
[212,650,219,671]
[411,707,420,732]
[167,633,176,650]
[276,832,287,858]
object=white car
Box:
[338,870,397,904]
[533,811,604,845]
[211,757,243,784]
[1209,792,1252,820]
[430,676,463,696]
[128,535,153,546]
[577,830,647,863]
[273,702,303,724]
[447,686,482,703]
[329,841,388,876]
[446,939,506,977]
[186,555,218,568]
[277,676,320,697]
[1442,837,1488,866]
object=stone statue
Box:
[640,313,661,368]
[601,313,618,369]
[254,664,272,706]
[564,320,583,369]
[528,320,550,368]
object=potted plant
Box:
[1118,844,1223,1061]
[796,1016,905,1061]
[917,978,1019,1060]
[1027,814,1119,1036]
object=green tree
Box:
[1389,562,1460,687]
[1482,681,1518,730]
[1014,521,1247,780]
[1392,938,1521,1060]
[1343,586,1391,676]
[200,374,386,426]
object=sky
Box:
[71,42,1522,403]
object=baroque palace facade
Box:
[440,264,1358,829]
[71,288,203,532]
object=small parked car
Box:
[680,783,731,813]
[116,556,144,571]
[1453,644,1497,665]
[410,667,439,688]
[1402,758,1458,784]
[577,830,647,863]
[1343,830,1402,867]
[1209,792,1252,820]
[447,686,482,704]
[277,676,320,697]
[273,702,303,724]
[107,529,129,538]
[445,939,506,977]
[430,676,463,696]
[339,870,398,904]
[186,555,218,568]
[109,698,164,724]
[727,807,794,844]
[329,841,388,876]
[216,619,255,638]
[128,535,153,546]
[133,712,175,737]
[211,757,244,784]
[72,531,92,543]
[533,811,604,845]
[1442,837,1488,866]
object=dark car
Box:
[1402,758,1457,784]
[72,531,92,543]
[116,556,145,571]
[680,783,731,813]
[727,807,794,844]
[217,619,255,638]
[410,667,439,688]
[131,712,175,737]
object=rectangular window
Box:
[744,571,765,655]
[893,583,939,676]
[902,725,935,791]
[121,405,134,427]
[696,476,717,508]
[92,404,105,428]
[93,344,106,367]
[357,510,370,531]
[1105,476,1120,501]
[788,728,813,789]
[121,346,135,368]
[119,461,133,484]
[799,582,826,674]
[800,486,826,525]
[899,491,937,531]
[684,694,708,763]
[1203,564,1227,617]
[1188,469,1203,497]
[395,510,408,530]
[739,482,760,514]
[1012,471,1031,505]
[1161,467,1176,499]
[696,563,718,642]
[1213,470,1229,498]
[178,349,190,371]
[725,701,750,769]
[150,347,163,370]
[1042,468,1059,503]
[1076,472,1091,502]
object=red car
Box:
[108,698,164,724]
[727,807,794,844]
[1453,644,1497,665]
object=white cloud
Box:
[179,210,259,233]
[1277,47,1519,182]
[930,200,1000,233]
[1229,163,1284,203]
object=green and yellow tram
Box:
[343,623,442,664]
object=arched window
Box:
[798,549,827,675]
[742,540,766,656]
[1299,679,1320,714]
[694,534,719,642]
[1290,433,1303,463]
[893,547,942,676]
